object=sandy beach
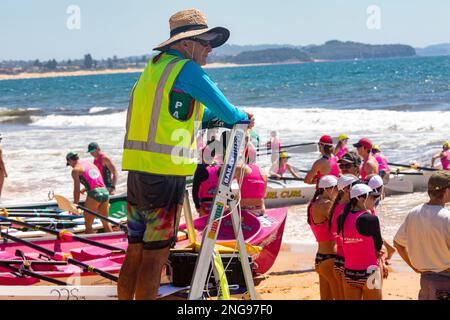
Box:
[253,242,420,300]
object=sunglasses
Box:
[339,163,355,169]
[190,37,212,47]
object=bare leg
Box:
[0,174,4,200]
[362,286,382,300]
[97,201,113,233]
[333,269,345,300]
[134,247,170,300]
[83,197,98,234]
[117,243,143,300]
[343,280,363,300]
[317,258,341,299]
[317,273,332,300]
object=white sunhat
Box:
[337,174,359,191]
[318,175,338,189]
[350,183,380,199]
[367,175,384,190]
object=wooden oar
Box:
[390,170,424,176]
[0,232,119,282]
[388,162,438,172]
[0,259,67,266]
[1,208,62,213]
[54,195,126,231]
[269,177,305,182]
[0,216,125,253]
[0,212,80,219]
[257,142,316,152]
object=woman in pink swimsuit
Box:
[308,175,340,299]
[338,183,383,300]
[431,141,450,170]
[328,174,359,299]
[335,134,349,160]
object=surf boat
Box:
[0,207,287,286]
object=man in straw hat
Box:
[394,171,450,300]
[119,8,255,300]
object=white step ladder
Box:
[187,121,257,300]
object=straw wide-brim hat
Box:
[153,9,230,51]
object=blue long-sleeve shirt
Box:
[165,49,248,127]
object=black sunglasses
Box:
[190,37,212,47]
[339,163,355,169]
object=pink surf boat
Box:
[0,207,288,285]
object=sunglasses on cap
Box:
[339,163,355,169]
[190,37,212,47]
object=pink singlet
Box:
[342,210,379,270]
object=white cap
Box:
[318,175,338,189]
[337,174,359,191]
[350,183,374,199]
[367,175,383,190]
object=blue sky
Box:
[1,0,449,60]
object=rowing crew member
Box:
[66,151,112,234]
[304,135,340,186]
[87,142,119,195]
[337,183,384,300]
[354,138,378,181]
[269,151,302,180]
[371,145,390,184]
[328,174,359,300]
[337,151,361,177]
[335,134,349,160]
[431,141,450,170]
[308,175,340,300]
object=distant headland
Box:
[1,40,448,80]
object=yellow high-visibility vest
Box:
[122,54,204,176]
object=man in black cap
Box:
[394,171,450,300]
[87,142,118,195]
[337,151,362,177]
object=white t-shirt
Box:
[394,203,450,272]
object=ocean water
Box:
[1,55,449,243]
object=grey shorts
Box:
[126,171,186,211]
[419,271,450,300]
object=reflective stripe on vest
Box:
[122,54,204,176]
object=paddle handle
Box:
[388,162,438,172]
[66,257,119,282]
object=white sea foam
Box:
[89,106,111,114]
[30,111,127,128]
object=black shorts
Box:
[315,253,336,266]
[127,171,186,211]
[334,255,345,274]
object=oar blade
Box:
[54,194,81,214]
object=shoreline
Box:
[0,60,321,81]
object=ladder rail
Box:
[188,121,256,300]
